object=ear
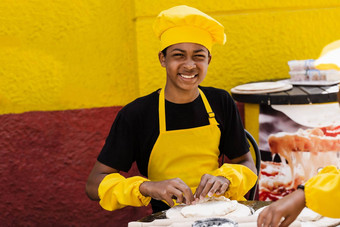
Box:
[208,54,212,65]
[158,51,166,67]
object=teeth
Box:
[180,74,195,79]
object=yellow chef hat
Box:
[153,5,226,52]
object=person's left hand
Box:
[193,174,230,202]
[257,189,305,227]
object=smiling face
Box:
[159,43,211,99]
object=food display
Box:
[259,125,340,201]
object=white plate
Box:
[233,82,287,91]
[231,84,292,94]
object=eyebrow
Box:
[170,48,185,53]
[193,49,206,53]
[170,48,207,54]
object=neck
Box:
[163,86,200,104]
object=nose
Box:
[184,59,196,70]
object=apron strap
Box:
[198,88,219,126]
[159,88,166,133]
[159,88,218,133]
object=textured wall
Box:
[0,107,151,226]
[0,0,138,115]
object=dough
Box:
[181,200,238,218]
[297,207,322,222]
[166,197,251,219]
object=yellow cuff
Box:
[98,173,151,211]
[305,165,340,218]
[209,164,257,200]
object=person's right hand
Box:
[139,178,194,207]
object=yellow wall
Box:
[0,0,138,114]
[1,0,340,115]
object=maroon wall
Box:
[0,107,151,227]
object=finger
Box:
[257,208,268,227]
[174,192,184,204]
[172,180,194,205]
[180,186,194,205]
[270,213,286,227]
[194,175,208,199]
[207,181,221,197]
[199,178,214,199]
[262,211,273,227]
[167,186,186,206]
[216,181,229,195]
[170,187,185,204]
[165,195,175,207]
[279,215,295,227]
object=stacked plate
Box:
[231,81,292,94]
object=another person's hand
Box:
[257,189,306,227]
[139,178,194,207]
[194,174,230,201]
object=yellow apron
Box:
[148,88,221,189]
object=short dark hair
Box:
[161,47,168,57]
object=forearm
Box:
[236,159,257,175]
[86,161,117,201]
[85,173,106,201]
[230,152,257,175]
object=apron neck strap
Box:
[159,88,218,133]
[159,88,166,133]
[198,88,219,126]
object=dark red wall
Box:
[0,107,151,227]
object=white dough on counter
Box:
[181,200,238,218]
[166,197,251,219]
[297,207,322,222]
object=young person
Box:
[86,5,257,213]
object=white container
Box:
[288,59,315,71]
[289,69,340,81]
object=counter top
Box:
[231,84,339,105]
